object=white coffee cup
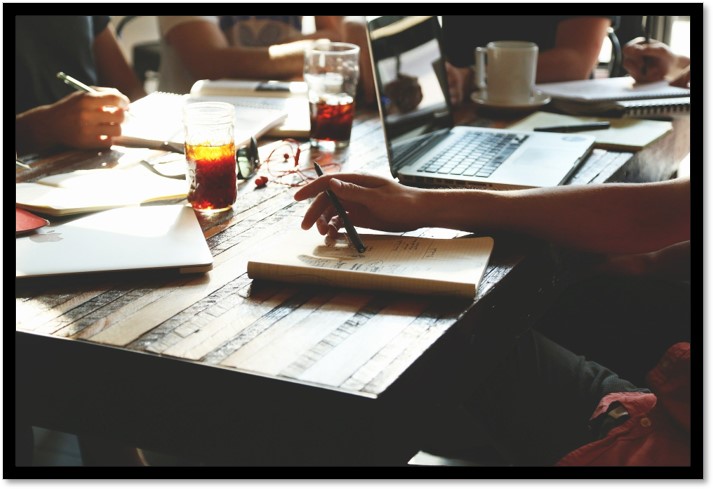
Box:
[475,41,538,105]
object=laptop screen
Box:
[366,16,454,170]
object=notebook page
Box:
[115,91,288,149]
[247,231,494,298]
[536,76,690,103]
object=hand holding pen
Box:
[52,72,132,148]
[641,16,653,76]
[312,162,366,253]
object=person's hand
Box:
[622,37,678,84]
[342,17,376,106]
[384,73,423,113]
[294,173,427,238]
[445,61,471,106]
[43,88,130,149]
[669,65,691,88]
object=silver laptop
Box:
[16,204,213,279]
[366,16,595,189]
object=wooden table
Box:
[14,107,690,469]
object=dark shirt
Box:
[15,15,110,114]
[442,15,616,68]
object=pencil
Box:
[313,162,366,253]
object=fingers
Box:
[62,92,128,141]
[297,173,389,232]
[294,173,389,201]
[300,191,334,232]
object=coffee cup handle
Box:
[474,47,488,92]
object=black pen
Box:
[642,16,652,76]
[313,162,366,253]
[533,122,611,133]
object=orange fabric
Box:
[557,342,690,466]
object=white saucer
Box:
[471,90,551,110]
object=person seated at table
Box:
[443,15,615,105]
[14,15,148,467]
[623,37,691,87]
[15,15,146,156]
[157,15,375,104]
[293,168,690,466]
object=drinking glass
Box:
[183,102,237,213]
[304,41,360,150]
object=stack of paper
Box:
[536,76,690,118]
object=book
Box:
[507,111,672,152]
[113,91,288,151]
[190,79,311,138]
[247,231,494,298]
[15,163,188,216]
[536,76,690,118]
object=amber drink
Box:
[183,102,237,213]
[304,42,360,150]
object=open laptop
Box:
[16,204,213,279]
[366,16,595,189]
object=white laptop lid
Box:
[16,204,213,279]
[366,16,595,190]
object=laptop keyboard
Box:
[417,132,528,178]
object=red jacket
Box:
[557,342,690,466]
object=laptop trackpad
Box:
[495,148,577,185]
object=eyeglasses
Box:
[237,136,260,180]
[262,139,341,187]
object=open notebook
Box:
[190,79,311,138]
[114,91,288,151]
[247,231,494,298]
[16,204,213,279]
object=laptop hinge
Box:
[392,128,451,172]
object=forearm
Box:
[94,27,146,101]
[16,107,58,155]
[536,48,598,82]
[423,180,690,254]
[184,42,310,80]
[536,16,610,82]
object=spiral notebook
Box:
[536,77,690,118]
[114,91,288,151]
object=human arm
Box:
[535,16,612,82]
[93,24,147,101]
[445,61,472,106]
[622,38,691,87]
[340,16,376,106]
[306,16,344,41]
[15,88,130,154]
[293,173,690,255]
[163,18,321,81]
